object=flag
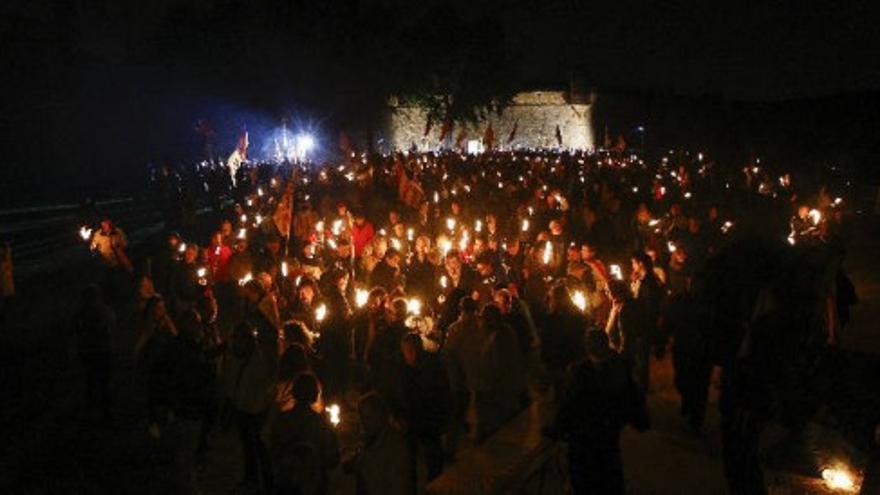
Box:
[615,134,627,152]
[484,123,495,150]
[423,116,433,137]
[227,129,249,185]
[454,128,467,149]
[339,131,353,154]
[273,178,295,239]
[237,130,249,160]
[507,120,518,144]
[555,125,563,147]
[438,120,452,143]
[603,125,612,149]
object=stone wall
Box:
[388,91,594,151]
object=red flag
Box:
[484,123,495,150]
[423,116,433,137]
[273,179,294,239]
[438,120,452,143]
[555,125,563,147]
[507,120,518,144]
[237,130,249,160]
[339,131,353,153]
[615,134,627,152]
[603,125,612,149]
[454,128,467,149]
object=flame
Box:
[543,241,553,265]
[178,243,187,253]
[407,228,415,241]
[79,226,92,241]
[610,264,623,280]
[391,238,402,250]
[475,220,482,232]
[315,303,327,322]
[407,298,422,315]
[239,272,253,286]
[808,209,822,225]
[281,261,288,277]
[667,241,677,253]
[332,219,343,236]
[821,467,855,492]
[196,267,207,278]
[326,403,341,427]
[571,290,587,312]
[521,219,530,232]
[440,275,448,288]
[446,218,456,231]
[238,228,247,239]
[355,288,369,308]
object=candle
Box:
[281,261,288,277]
[407,298,422,315]
[571,290,587,312]
[315,303,327,322]
[808,209,822,225]
[79,226,93,241]
[610,264,623,280]
[355,288,369,308]
[239,272,253,286]
[542,241,552,265]
[326,403,341,427]
[821,466,855,492]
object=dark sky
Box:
[5,0,880,100]
[2,0,880,204]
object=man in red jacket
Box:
[351,210,375,258]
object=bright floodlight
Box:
[297,134,315,153]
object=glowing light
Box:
[296,134,315,155]
[721,221,734,234]
[821,467,855,492]
[667,241,677,253]
[521,219,530,232]
[332,219,343,236]
[632,186,639,193]
[391,238,402,251]
[610,264,623,280]
[406,228,415,242]
[571,290,588,312]
[833,197,843,206]
[315,221,324,233]
[648,219,660,227]
[238,228,247,239]
[433,191,440,204]
[446,218,456,231]
[196,267,207,278]
[257,187,264,197]
[475,220,482,232]
[440,275,448,289]
[240,214,247,223]
[281,261,288,277]
[247,199,253,207]
[542,241,553,265]
[355,289,369,308]
[440,239,452,258]
[315,303,327,322]
[684,192,692,199]
[239,272,253,286]
[179,243,187,253]
[79,226,92,241]
[787,235,796,246]
[255,214,263,225]
[808,209,822,225]
[326,403,341,427]
[407,298,422,315]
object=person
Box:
[266,372,340,494]
[544,330,648,495]
[630,251,664,373]
[315,269,353,402]
[72,285,115,419]
[366,298,408,406]
[370,247,404,293]
[351,210,376,259]
[444,297,490,445]
[480,304,526,431]
[345,391,413,495]
[669,290,711,434]
[493,286,536,373]
[396,332,450,484]
[220,322,275,492]
[90,217,132,273]
[135,295,178,438]
[539,284,587,396]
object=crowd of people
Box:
[70,146,857,494]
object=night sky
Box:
[3,1,880,204]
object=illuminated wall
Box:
[388,91,594,151]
